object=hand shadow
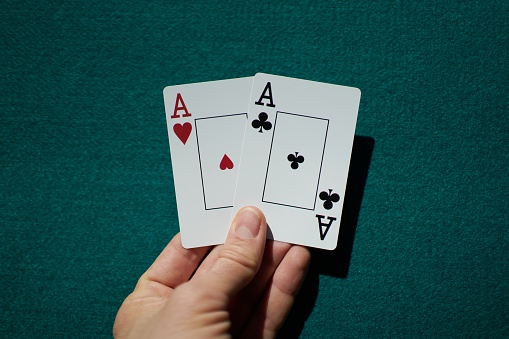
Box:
[278,135,375,338]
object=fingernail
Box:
[234,208,261,239]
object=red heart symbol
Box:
[173,122,192,145]
[220,154,234,170]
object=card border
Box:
[261,111,329,211]
[195,112,247,210]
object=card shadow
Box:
[278,135,375,338]
[313,135,375,278]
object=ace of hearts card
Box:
[164,77,252,248]
[233,73,361,250]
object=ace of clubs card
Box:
[164,77,252,248]
[233,73,361,250]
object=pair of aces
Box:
[164,73,361,250]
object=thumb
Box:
[202,206,267,298]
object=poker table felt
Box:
[2,1,508,337]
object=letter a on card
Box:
[171,93,192,119]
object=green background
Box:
[2,1,508,337]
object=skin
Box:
[113,207,311,338]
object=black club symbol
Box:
[319,189,340,210]
[287,152,304,169]
[251,112,272,133]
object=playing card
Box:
[164,77,252,248]
[232,73,361,250]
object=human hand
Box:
[113,206,311,338]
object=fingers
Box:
[191,243,223,277]
[192,217,299,336]
[229,240,293,335]
[240,245,311,338]
[140,233,211,290]
[193,206,267,298]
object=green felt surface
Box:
[1,1,508,337]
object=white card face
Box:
[164,77,252,248]
[233,73,361,250]
[263,112,329,210]
[195,114,247,210]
